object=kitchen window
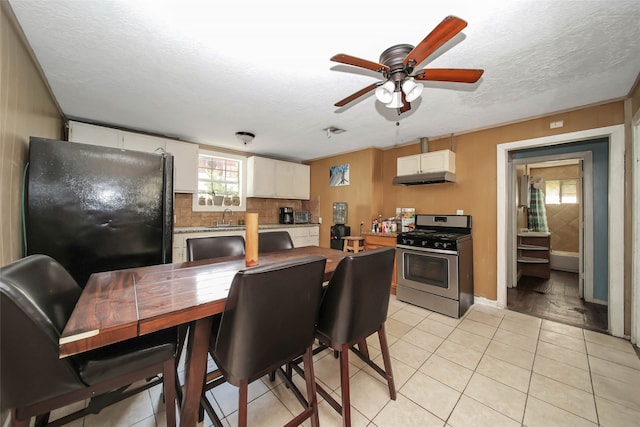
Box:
[192,150,246,211]
[545,179,578,204]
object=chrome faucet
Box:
[222,208,233,225]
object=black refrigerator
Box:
[25,137,174,287]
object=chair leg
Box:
[339,343,351,427]
[162,359,177,427]
[10,409,29,427]
[33,413,49,427]
[356,338,369,359]
[378,323,396,400]
[238,379,249,427]
[302,346,320,427]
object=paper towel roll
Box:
[245,213,259,267]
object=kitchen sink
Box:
[205,225,246,230]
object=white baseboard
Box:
[473,296,501,308]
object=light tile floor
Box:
[47,298,640,426]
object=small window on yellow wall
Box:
[545,179,578,204]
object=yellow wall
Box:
[310,147,384,247]
[311,101,625,301]
[1,3,63,266]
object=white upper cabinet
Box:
[68,121,198,193]
[291,162,310,199]
[396,154,422,176]
[396,150,456,175]
[122,133,166,154]
[165,140,198,193]
[246,156,277,197]
[68,121,122,148]
[247,156,310,199]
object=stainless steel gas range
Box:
[396,214,474,318]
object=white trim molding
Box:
[497,125,625,338]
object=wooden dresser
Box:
[362,232,398,294]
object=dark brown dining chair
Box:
[0,255,177,427]
[185,234,247,420]
[202,256,326,427]
[186,235,246,261]
[258,231,294,252]
[292,247,396,427]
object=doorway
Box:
[507,154,607,332]
[496,125,625,337]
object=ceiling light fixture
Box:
[235,131,255,145]
[374,81,395,104]
[374,78,424,108]
[402,78,423,102]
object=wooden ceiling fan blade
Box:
[331,54,390,73]
[403,16,468,69]
[399,92,411,113]
[414,68,484,83]
[334,82,379,107]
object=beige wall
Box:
[310,102,625,302]
[1,3,63,267]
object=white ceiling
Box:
[9,0,640,162]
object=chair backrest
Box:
[213,256,326,386]
[186,235,245,261]
[258,231,294,253]
[316,247,396,346]
[1,255,85,411]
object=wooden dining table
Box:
[59,246,347,426]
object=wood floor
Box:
[508,269,608,333]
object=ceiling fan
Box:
[331,15,484,114]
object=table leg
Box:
[180,316,213,427]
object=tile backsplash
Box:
[174,194,319,227]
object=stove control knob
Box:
[433,242,441,248]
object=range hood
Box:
[393,171,456,185]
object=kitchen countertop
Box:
[361,231,398,238]
[174,223,320,234]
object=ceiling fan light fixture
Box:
[402,78,423,102]
[385,91,404,109]
[375,80,395,104]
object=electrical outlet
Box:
[550,120,564,129]
[456,209,464,215]
[318,217,322,224]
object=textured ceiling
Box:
[8,0,640,162]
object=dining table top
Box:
[59,246,348,357]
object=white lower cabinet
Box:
[172,225,320,263]
[173,230,245,263]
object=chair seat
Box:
[76,330,176,385]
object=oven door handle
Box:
[396,244,457,255]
